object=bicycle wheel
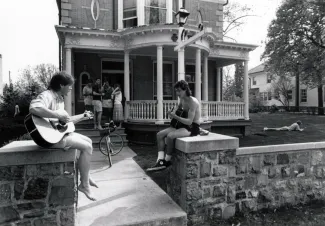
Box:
[98,134,124,156]
[108,133,124,156]
[99,135,110,156]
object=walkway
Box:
[77,147,186,226]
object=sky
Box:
[0,0,282,84]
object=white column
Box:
[177,26,185,81]
[203,54,208,101]
[166,0,173,24]
[195,48,201,101]
[137,0,145,26]
[124,51,130,121]
[156,45,164,124]
[118,0,123,29]
[243,60,249,120]
[64,47,72,115]
[216,67,221,101]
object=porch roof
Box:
[56,24,258,66]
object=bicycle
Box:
[98,121,124,158]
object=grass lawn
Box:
[130,112,325,225]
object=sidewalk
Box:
[77,147,186,226]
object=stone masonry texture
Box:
[0,162,77,226]
[167,147,325,226]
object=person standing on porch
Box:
[83,79,93,112]
[102,80,114,122]
[92,78,104,130]
[147,80,201,171]
[29,71,98,201]
[111,83,124,128]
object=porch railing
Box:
[126,100,245,122]
[203,101,245,120]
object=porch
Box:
[124,100,249,145]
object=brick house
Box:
[55,0,257,142]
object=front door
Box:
[102,73,124,92]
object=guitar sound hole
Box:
[56,124,68,132]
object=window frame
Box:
[144,0,167,25]
[252,77,256,85]
[153,61,175,100]
[123,0,138,28]
[300,89,307,102]
[79,72,91,101]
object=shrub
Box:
[269,105,279,113]
[1,133,31,148]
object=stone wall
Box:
[0,141,78,226]
[167,134,325,226]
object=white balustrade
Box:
[204,101,245,120]
[127,100,245,122]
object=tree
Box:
[262,0,325,114]
[0,81,20,116]
[34,64,58,90]
[222,66,237,101]
[270,75,294,110]
[223,1,255,42]
[234,62,244,98]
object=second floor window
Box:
[145,0,167,25]
[267,74,272,83]
[252,77,256,85]
[301,89,307,102]
[123,0,137,28]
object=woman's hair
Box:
[296,120,302,125]
[174,80,192,96]
[114,83,120,88]
[48,71,74,91]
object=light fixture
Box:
[175,7,190,27]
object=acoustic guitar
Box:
[24,111,93,147]
[170,107,188,129]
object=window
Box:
[123,0,137,28]
[172,0,178,23]
[301,89,307,102]
[288,90,292,100]
[268,92,272,100]
[145,0,167,25]
[267,74,272,83]
[259,92,269,101]
[79,71,91,100]
[252,77,256,85]
[153,62,174,100]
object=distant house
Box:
[249,63,320,107]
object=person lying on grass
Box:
[264,120,305,132]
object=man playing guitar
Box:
[29,71,97,201]
[147,80,201,171]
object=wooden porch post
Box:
[203,54,208,101]
[124,50,130,122]
[118,0,123,29]
[64,47,72,115]
[195,48,201,101]
[243,60,249,120]
[202,54,209,121]
[216,67,221,101]
[156,45,164,124]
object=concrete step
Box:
[77,148,187,226]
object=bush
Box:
[269,105,279,113]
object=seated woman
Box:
[264,120,304,131]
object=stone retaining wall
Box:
[0,141,78,226]
[167,134,325,226]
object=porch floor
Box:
[77,147,186,226]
